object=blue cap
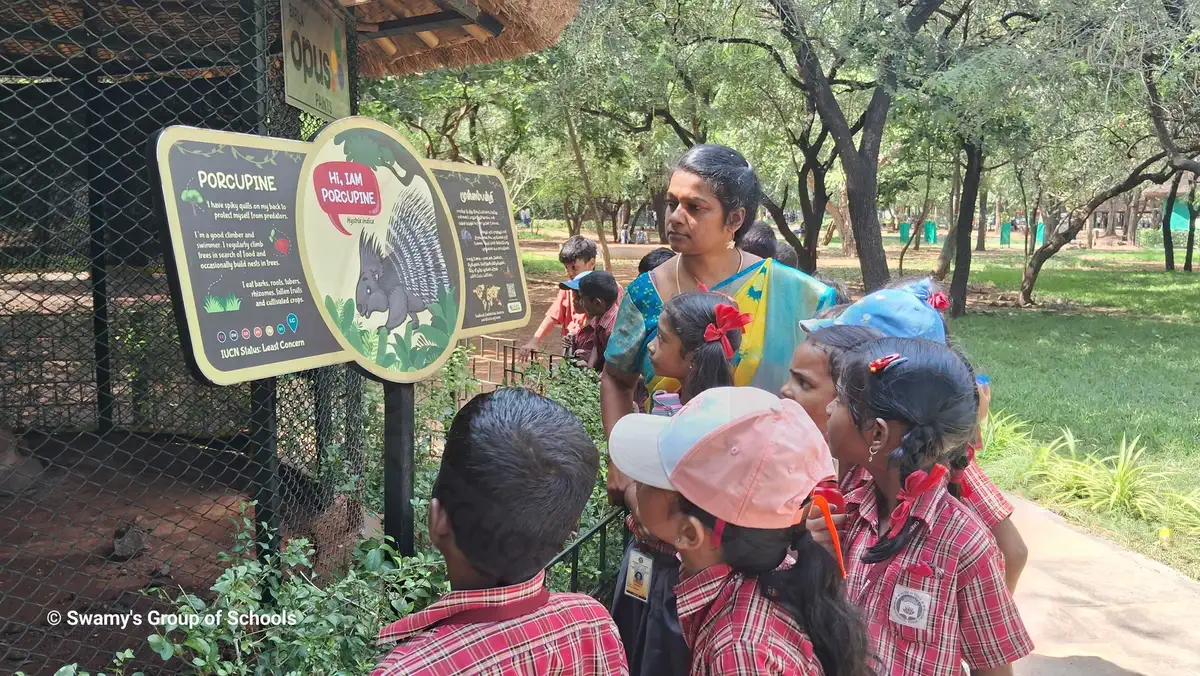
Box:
[558,270,593,291]
[801,279,947,344]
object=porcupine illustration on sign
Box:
[356,180,451,333]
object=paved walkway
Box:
[1009,495,1200,675]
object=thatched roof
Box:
[355,0,579,77]
[0,0,577,80]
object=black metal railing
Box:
[547,508,629,598]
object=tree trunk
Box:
[821,218,837,246]
[843,159,890,290]
[950,141,984,317]
[631,201,647,232]
[1124,191,1140,244]
[1106,206,1118,235]
[564,111,612,271]
[949,155,961,234]
[975,171,988,252]
[563,198,583,236]
[651,190,668,244]
[828,189,855,255]
[609,200,622,244]
[1127,192,1141,246]
[795,171,830,273]
[899,154,935,275]
[1186,174,1197,272]
[1163,171,1181,271]
[764,189,812,270]
[1029,192,1043,258]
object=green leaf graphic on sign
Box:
[333,129,412,185]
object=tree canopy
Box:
[362,0,1200,295]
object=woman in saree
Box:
[602,144,836,676]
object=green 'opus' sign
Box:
[281,0,351,121]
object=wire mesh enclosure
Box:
[0,1,376,672]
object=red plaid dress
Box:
[675,564,823,676]
[372,571,629,676]
[957,459,1014,529]
[842,475,1032,675]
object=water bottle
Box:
[650,391,682,417]
[812,479,846,515]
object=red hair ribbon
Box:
[951,468,975,499]
[868,353,907,375]
[703,303,752,359]
[928,291,950,311]
[887,464,948,537]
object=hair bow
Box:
[887,464,948,537]
[927,291,950,311]
[703,303,752,359]
[868,353,908,374]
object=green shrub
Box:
[152,507,447,675]
[1032,432,1170,520]
[1162,490,1200,536]
[1140,227,1164,249]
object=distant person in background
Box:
[774,243,800,268]
[638,247,675,275]
[813,273,851,305]
[566,271,623,372]
[738,221,778,260]
[520,236,595,357]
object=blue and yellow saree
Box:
[604,258,835,407]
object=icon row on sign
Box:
[215,314,298,344]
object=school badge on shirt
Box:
[624,550,653,602]
[889,584,932,630]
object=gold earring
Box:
[868,447,879,463]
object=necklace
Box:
[675,247,744,297]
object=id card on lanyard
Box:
[624,549,653,601]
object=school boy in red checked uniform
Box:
[372,388,628,676]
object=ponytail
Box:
[682,339,737,403]
[679,498,872,676]
[863,424,940,563]
[836,337,979,565]
[661,292,745,402]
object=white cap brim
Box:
[609,414,674,490]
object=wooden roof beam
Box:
[431,0,504,37]
[358,11,468,40]
[377,0,440,48]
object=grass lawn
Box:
[521,251,564,278]
[945,249,1200,578]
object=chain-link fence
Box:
[0,2,378,672]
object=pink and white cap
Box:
[609,387,835,531]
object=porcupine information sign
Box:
[151,127,346,386]
[427,161,530,335]
[152,118,531,386]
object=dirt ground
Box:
[0,431,361,674]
